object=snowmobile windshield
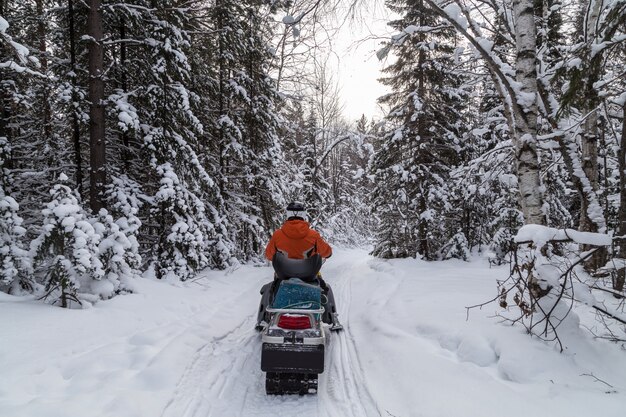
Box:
[272,252,322,282]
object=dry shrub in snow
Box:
[475,225,626,350]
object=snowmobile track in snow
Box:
[161,257,382,417]
[160,314,259,417]
[320,262,381,417]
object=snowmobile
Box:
[257,253,340,395]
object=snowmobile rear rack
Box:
[266,307,325,315]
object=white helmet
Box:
[286,201,306,220]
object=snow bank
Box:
[515,224,612,246]
[0,265,269,417]
[345,252,626,417]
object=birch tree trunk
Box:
[87,0,106,212]
[512,0,545,225]
[579,0,608,269]
[580,0,603,234]
[423,0,545,225]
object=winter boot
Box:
[330,312,343,332]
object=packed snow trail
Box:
[1,249,626,417]
[160,250,381,417]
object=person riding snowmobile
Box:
[256,202,342,331]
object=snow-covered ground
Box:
[1,248,625,417]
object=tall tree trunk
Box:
[36,0,52,143]
[87,0,106,212]
[216,0,226,196]
[581,0,602,200]
[0,89,6,145]
[512,0,545,225]
[68,0,83,196]
[416,0,430,257]
[616,101,626,295]
[425,0,545,225]
[119,17,127,95]
[1,0,11,171]
[579,0,607,269]
[119,17,130,166]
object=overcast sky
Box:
[329,2,393,123]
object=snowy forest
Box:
[2,0,626,415]
[1,0,625,327]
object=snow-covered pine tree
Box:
[30,174,104,307]
[321,115,375,246]
[300,111,332,225]
[0,9,35,293]
[91,208,138,296]
[371,0,466,259]
[195,0,289,261]
[0,191,30,293]
[441,231,470,261]
[95,175,144,294]
[1,2,55,226]
[0,137,31,293]
[136,2,234,277]
[231,2,287,258]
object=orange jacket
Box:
[265,220,332,261]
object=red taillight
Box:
[277,314,311,330]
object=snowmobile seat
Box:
[272,252,322,283]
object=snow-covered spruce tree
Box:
[3,0,94,244]
[320,115,376,247]
[0,192,30,293]
[0,138,31,293]
[440,231,470,261]
[95,175,144,293]
[371,0,466,259]
[1,3,52,226]
[91,208,138,296]
[30,174,104,307]
[369,123,419,258]
[0,13,34,293]
[195,0,288,261]
[101,1,144,173]
[230,2,287,257]
[300,112,333,225]
[489,207,523,264]
[134,2,234,277]
[151,163,214,280]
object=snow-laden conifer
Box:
[371,0,467,259]
[31,174,104,307]
[136,3,235,273]
[0,139,30,293]
[0,193,31,294]
[440,232,470,261]
[105,176,142,284]
[151,162,211,281]
[0,24,33,294]
[92,198,141,296]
